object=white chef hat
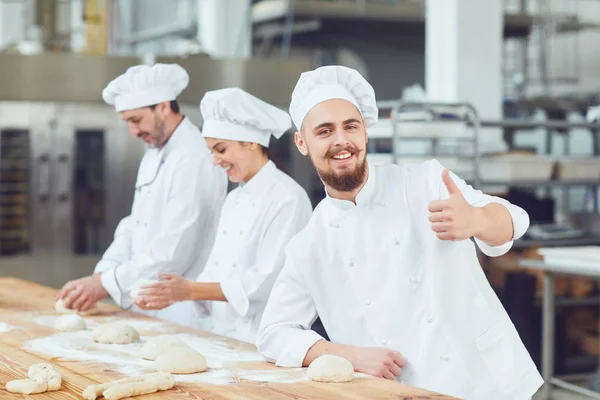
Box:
[102,63,189,112]
[200,88,292,148]
[289,65,378,130]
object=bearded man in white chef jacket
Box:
[256,66,543,400]
[56,63,227,326]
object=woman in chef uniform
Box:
[134,88,313,343]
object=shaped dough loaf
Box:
[5,363,62,394]
[82,372,174,400]
[5,379,47,394]
[29,363,62,390]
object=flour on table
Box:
[0,322,16,332]
[34,315,98,330]
[24,331,152,376]
[23,330,305,385]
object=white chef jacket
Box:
[95,117,227,326]
[192,160,312,343]
[257,159,543,400]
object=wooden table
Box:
[0,278,456,399]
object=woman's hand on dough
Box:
[350,347,407,380]
[136,274,192,309]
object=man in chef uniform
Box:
[56,63,227,326]
[256,66,543,399]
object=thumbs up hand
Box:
[428,169,481,241]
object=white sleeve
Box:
[256,253,323,367]
[220,196,312,317]
[101,157,225,308]
[434,160,530,257]
[94,216,133,274]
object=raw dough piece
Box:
[154,346,207,374]
[55,298,100,316]
[5,379,47,394]
[141,335,188,360]
[130,279,156,302]
[54,314,87,332]
[93,322,140,344]
[29,363,62,390]
[5,362,62,394]
[82,372,174,400]
[103,372,174,400]
[307,355,354,383]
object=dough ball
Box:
[130,279,156,302]
[142,335,188,360]
[93,322,140,344]
[154,347,207,374]
[307,355,354,383]
[5,379,47,394]
[55,298,100,316]
[54,314,87,332]
[28,363,62,391]
[55,298,77,314]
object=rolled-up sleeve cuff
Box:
[275,331,324,367]
[220,279,250,317]
[475,237,513,257]
[100,268,123,306]
[505,203,530,240]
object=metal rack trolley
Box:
[389,102,482,189]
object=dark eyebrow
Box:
[343,118,361,125]
[312,122,335,134]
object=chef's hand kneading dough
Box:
[55,298,100,316]
[93,322,140,344]
[141,335,189,360]
[154,346,207,374]
[307,355,354,383]
[5,363,62,394]
[54,314,87,332]
[82,372,174,400]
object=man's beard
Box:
[144,116,167,148]
[312,144,367,192]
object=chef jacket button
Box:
[331,223,340,228]
[426,315,434,323]
[440,355,449,361]
[251,202,256,207]
[349,260,355,267]
[394,238,400,246]
[232,263,236,268]
[409,277,419,284]
[221,230,226,235]
[365,300,371,306]
[239,231,243,235]
[381,339,388,346]
[214,261,219,266]
[144,223,147,227]
[378,201,386,207]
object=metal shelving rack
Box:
[389,101,482,188]
[477,118,600,213]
